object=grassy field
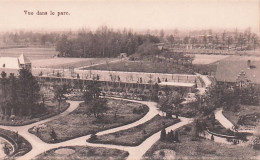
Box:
[0,101,69,126]
[222,105,260,125]
[142,123,260,160]
[191,54,229,64]
[0,47,58,60]
[34,146,129,160]
[31,58,117,68]
[91,115,180,146]
[83,54,227,74]
[30,99,149,143]
[85,60,194,74]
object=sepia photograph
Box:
[0,0,259,159]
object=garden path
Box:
[214,108,234,130]
[195,73,212,95]
[0,101,81,160]
[0,99,161,160]
[0,98,192,160]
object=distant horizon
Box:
[0,26,257,35]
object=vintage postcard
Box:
[0,0,259,159]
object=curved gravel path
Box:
[0,99,161,160]
[214,108,234,130]
[0,101,82,160]
[0,98,192,160]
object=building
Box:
[215,56,260,88]
[0,54,31,76]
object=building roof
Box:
[0,54,31,70]
[18,54,31,64]
[215,56,260,84]
[0,57,20,69]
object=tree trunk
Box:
[114,112,117,120]
[58,100,61,112]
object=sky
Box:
[0,0,259,33]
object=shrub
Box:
[253,136,260,150]
[50,129,57,142]
[160,128,166,141]
[159,150,165,157]
[88,133,97,142]
[184,126,192,132]
[142,129,147,134]
[133,105,147,114]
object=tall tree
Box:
[17,69,40,116]
[83,82,101,103]
[53,84,67,112]
[8,74,18,115]
[167,35,174,48]
[0,71,9,115]
[87,98,108,119]
[227,36,233,51]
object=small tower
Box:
[18,54,31,70]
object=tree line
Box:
[0,31,60,47]
[165,28,259,51]
[0,69,41,117]
[56,26,160,58]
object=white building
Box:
[0,54,31,76]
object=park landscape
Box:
[0,1,260,160]
[0,31,259,160]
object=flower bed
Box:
[0,128,32,158]
[89,115,180,146]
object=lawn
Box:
[90,115,180,146]
[222,105,260,125]
[191,54,229,64]
[84,60,194,74]
[142,123,260,160]
[34,146,129,160]
[31,58,117,69]
[0,101,69,126]
[192,63,218,75]
[29,99,149,143]
[177,102,199,118]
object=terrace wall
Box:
[74,69,198,84]
[33,68,201,87]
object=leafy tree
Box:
[159,29,165,41]
[167,35,174,48]
[17,69,40,116]
[0,71,9,115]
[87,98,108,119]
[150,83,159,102]
[171,94,184,118]
[159,95,174,118]
[160,127,166,141]
[50,128,57,142]
[167,130,175,142]
[8,74,18,115]
[135,42,161,60]
[227,36,233,51]
[53,84,67,112]
[192,118,207,140]
[83,82,101,103]
[111,100,122,120]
